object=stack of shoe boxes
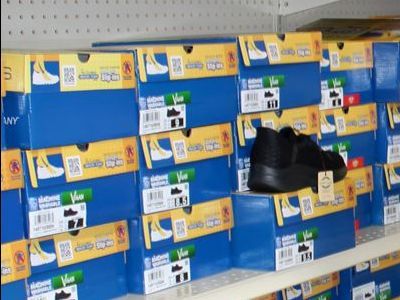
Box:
[104,40,238,294]
[231,33,356,272]
[318,40,377,230]
[371,41,400,226]
[1,52,139,299]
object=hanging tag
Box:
[318,171,335,202]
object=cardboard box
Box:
[137,123,233,214]
[373,163,400,225]
[126,197,233,294]
[231,178,356,271]
[320,41,373,110]
[20,137,139,239]
[237,32,322,113]
[376,102,400,164]
[2,52,138,149]
[231,105,320,192]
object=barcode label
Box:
[140,105,186,135]
[301,281,313,297]
[301,196,313,216]
[320,87,344,110]
[57,240,74,263]
[173,140,187,160]
[237,169,250,192]
[330,52,340,69]
[267,43,280,62]
[170,56,184,77]
[335,117,346,134]
[33,211,55,226]
[28,285,78,300]
[174,219,187,239]
[240,88,280,113]
[352,282,376,300]
[62,65,77,87]
[276,241,314,271]
[66,156,82,178]
[384,203,400,225]
[387,145,400,164]
[276,247,295,269]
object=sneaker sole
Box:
[248,163,347,193]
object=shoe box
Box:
[237,32,322,114]
[340,251,400,300]
[279,272,341,300]
[26,254,127,300]
[232,105,320,192]
[126,197,233,294]
[372,42,400,103]
[20,137,140,239]
[2,52,138,149]
[137,123,233,214]
[231,178,356,271]
[319,103,377,140]
[99,38,239,135]
[347,166,374,230]
[1,149,25,243]
[27,220,129,275]
[376,102,400,164]
[320,41,373,110]
[372,163,400,226]
[1,240,31,300]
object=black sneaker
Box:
[55,290,71,300]
[264,91,274,98]
[248,127,347,193]
[64,208,78,217]
[298,243,309,252]
[167,108,181,117]
[171,187,182,195]
[330,90,340,98]
[171,264,183,272]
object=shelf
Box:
[119,223,400,300]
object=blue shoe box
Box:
[320,41,373,110]
[237,32,322,114]
[376,102,400,164]
[26,253,128,300]
[373,42,400,103]
[20,137,140,239]
[137,123,233,214]
[2,52,138,149]
[2,280,27,300]
[372,163,400,226]
[231,178,356,271]
[126,197,233,294]
[231,105,320,192]
[340,252,400,299]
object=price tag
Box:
[318,171,335,202]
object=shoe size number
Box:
[140,104,186,135]
[275,241,314,271]
[28,203,87,239]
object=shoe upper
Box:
[251,127,346,172]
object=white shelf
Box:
[119,223,400,300]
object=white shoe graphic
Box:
[37,165,65,180]
[150,142,173,161]
[32,70,59,85]
[150,222,173,242]
[355,262,370,272]
[389,168,400,185]
[146,56,169,75]
[393,107,400,124]
[282,205,301,218]
[30,244,56,267]
[320,117,336,134]
[320,57,330,68]
[286,287,302,300]
[244,121,256,139]
[248,48,267,60]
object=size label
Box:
[28,285,78,300]
[142,183,190,214]
[144,258,191,294]
[237,168,250,192]
[321,87,344,110]
[387,144,400,164]
[140,104,186,135]
[384,203,400,225]
[352,282,375,300]
[28,203,87,239]
[240,88,280,113]
[275,241,314,271]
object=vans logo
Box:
[61,274,75,287]
[61,188,92,206]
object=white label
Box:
[142,183,190,214]
[301,281,313,297]
[387,144,400,164]
[300,196,314,217]
[169,56,184,77]
[384,203,400,225]
[320,87,344,110]
[266,43,280,62]
[335,116,346,134]
[29,203,87,239]
[237,168,250,192]
[66,156,83,178]
[61,65,77,87]
[330,52,340,69]
[172,140,187,160]
[144,258,191,294]
[28,285,78,300]
[370,258,379,269]
[240,88,280,113]
[57,240,74,263]
[262,119,275,130]
[173,219,188,239]
[140,104,186,135]
[276,241,314,271]
[352,281,376,300]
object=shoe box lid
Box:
[377,102,400,131]
[2,52,136,94]
[1,239,31,285]
[1,149,24,191]
[381,162,400,192]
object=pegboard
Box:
[1,0,278,50]
[281,0,400,31]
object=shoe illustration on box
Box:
[247,37,267,60]
[29,240,56,267]
[36,151,64,180]
[55,290,72,300]
[285,287,302,299]
[244,120,257,140]
[32,55,60,85]
[150,219,173,242]
[280,195,301,218]
[320,114,336,134]
[150,139,173,161]
[145,49,169,75]
[320,57,330,68]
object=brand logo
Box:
[227,51,236,64]
[70,190,84,204]
[125,145,135,159]
[177,248,189,260]
[3,116,20,126]
[123,61,133,75]
[14,250,25,265]
[222,130,230,143]
[172,93,184,105]
[222,205,231,223]
[9,159,21,175]
[116,224,126,239]
[61,274,76,287]
[176,171,188,183]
